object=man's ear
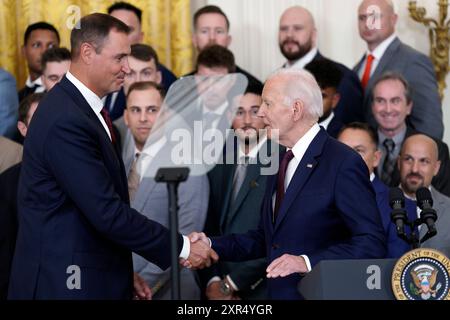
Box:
[79,43,95,64]
[155,71,162,85]
[226,34,232,47]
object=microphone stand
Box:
[155,167,190,300]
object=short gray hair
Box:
[267,68,323,120]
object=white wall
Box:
[192,0,450,144]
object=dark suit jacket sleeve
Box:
[308,152,387,266]
[44,116,182,270]
[404,53,443,139]
[228,257,266,290]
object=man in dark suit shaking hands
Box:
[8,13,216,300]
[189,68,386,299]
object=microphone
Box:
[389,187,408,237]
[416,187,437,241]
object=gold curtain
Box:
[0,0,194,88]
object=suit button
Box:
[272,244,279,249]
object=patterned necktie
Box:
[231,156,249,203]
[381,138,396,186]
[361,54,375,89]
[100,107,116,144]
[128,152,141,201]
[274,150,295,222]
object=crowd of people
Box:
[0,0,449,300]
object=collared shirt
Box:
[318,112,335,131]
[377,126,407,177]
[237,135,268,162]
[25,76,45,93]
[285,123,321,191]
[402,185,432,220]
[370,172,376,182]
[358,34,397,79]
[283,47,318,70]
[202,101,228,130]
[66,71,112,141]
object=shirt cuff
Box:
[179,235,190,260]
[301,255,312,273]
[225,275,239,291]
[206,276,221,287]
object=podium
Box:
[299,259,397,300]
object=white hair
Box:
[268,68,323,120]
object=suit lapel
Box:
[274,129,327,230]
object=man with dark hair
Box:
[40,47,71,92]
[8,13,216,300]
[187,5,262,88]
[19,22,60,102]
[371,72,450,196]
[107,1,177,92]
[278,6,364,125]
[305,59,344,138]
[0,92,45,300]
[337,122,415,258]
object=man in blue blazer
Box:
[8,13,216,300]
[188,69,386,299]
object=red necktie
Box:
[274,150,294,222]
[100,107,116,144]
[361,54,375,89]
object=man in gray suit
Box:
[398,134,450,257]
[123,81,209,299]
[355,0,443,139]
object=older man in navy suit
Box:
[8,13,216,300]
[189,68,386,300]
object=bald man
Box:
[278,6,363,125]
[355,0,443,139]
[398,134,450,256]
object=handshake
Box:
[180,232,218,269]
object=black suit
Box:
[0,163,20,300]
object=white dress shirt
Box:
[283,47,318,70]
[66,72,190,259]
[358,34,397,79]
[25,75,45,93]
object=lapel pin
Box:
[307,164,313,168]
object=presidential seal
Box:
[392,248,450,300]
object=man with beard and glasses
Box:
[398,134,450,256]
[201,83,276,300]
[278,6,363,125]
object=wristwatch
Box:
[219,279,232,296]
